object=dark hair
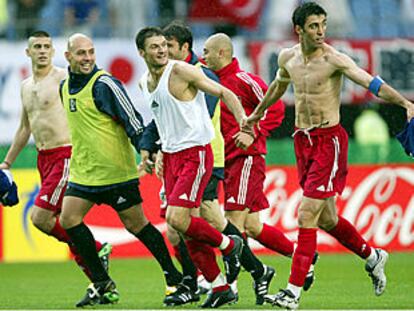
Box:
[163,21,193,50]
[135,26,164,50]
[292,2,327,28]
[28,30,50,39]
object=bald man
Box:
[203,33,318,295]
[0,30,111,283]
[59,33,183,307]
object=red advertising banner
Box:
[189,0,265,30]
[84,164,414,257]
[247,39,414,104]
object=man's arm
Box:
[175,63,246,124]
[246,51,291,126]
[93,75,144,153]
[0,93,31,169]
[337,51,414,117]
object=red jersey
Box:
[215,58,285,161]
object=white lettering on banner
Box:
[259,166,414,250]
[342,167,414,246]
[400,197,414,246]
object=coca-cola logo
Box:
[259,166,414,251]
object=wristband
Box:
[3,161,11,168]
[368,76,384,96]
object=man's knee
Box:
[59,213,80,229]
[118,205,149,235]
[245,220,262,238]
[244,212,263,238]
[30,206,55,232]
[200,200,226,231]
[166,207,189,232]
[318,216,338,231]
[166,226,181,245]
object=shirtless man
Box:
[242,2,414,309]
[0,30,110,282]
[136,26,250,308]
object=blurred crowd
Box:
[1,0,414,41]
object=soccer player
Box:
[141,21,277,306]
[136,26,250,308]
[243,2,414,309]
[0,30,111,282]
[203,32,318,298]
[59,33,183,307]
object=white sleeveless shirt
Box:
[141,60,215,153]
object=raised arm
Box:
[175,62,246,124]
[336,51,414,118]
[0,90,31,169]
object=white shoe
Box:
[365,249,388,296]
[197,275,211,295]
[265,289,299,310]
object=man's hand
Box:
[140,150,155,174]
[0,162,10,170]
[155,151,164,179]
[244,111,263,127]
[233,131,255,150]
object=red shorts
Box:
[35,146,72,212]
[163,145,213,209]
[294,124,348,199]
[224,155,269,212]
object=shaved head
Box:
[205,33,233,58]
[203,33,234,71]
[67,33,93,52]
[65,33,96,75]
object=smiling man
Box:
[59,33,183,307]
[0,30,111,285]
[243,2,414,309]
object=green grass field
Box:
[0,252,413,310]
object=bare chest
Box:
[22,77,61,114]
[287,57,336,91]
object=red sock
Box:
[185,216,223,247]
[213,284,230,293]
[289,228,317,287]
[50,217,71,243]
[327,216,371,259]
[173,245,183,264]
[256,224,294,257]
[186,240,220,282]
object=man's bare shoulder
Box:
[279,45,299,66]
[51,66,67,81]
[21,76,33,89]
[172,60,195,75]
[323,44,353,69]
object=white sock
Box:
[211,273,226,289]
[287,283,302,298]
[218,235,230,250]
[366,247,378,267]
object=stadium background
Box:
[0,0,413,270]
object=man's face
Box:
[140,35,168,67]
[166,38,186,61]
[300,14,327,48]
[66,37,96,75]
[26,37,54,67]
[202,40,220,71]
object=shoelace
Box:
[292,121,330,146]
